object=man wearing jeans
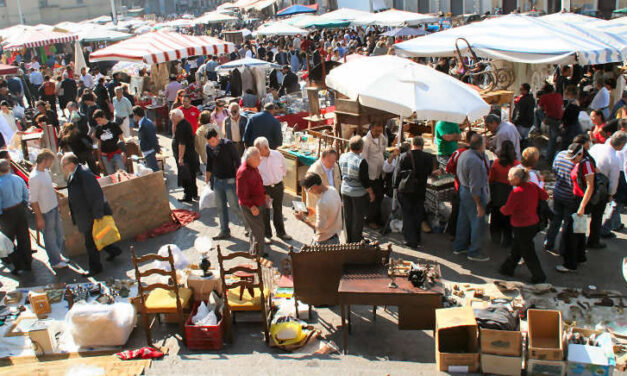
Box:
[538,83,563,162]
[205,128,246,240]
[29,150,68,269]
[132,106,160,172]
[295,173,343,245]
[93,109,126,175]
[544,148,576,254]
[453,134,490,262]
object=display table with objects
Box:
[339,264,444,354]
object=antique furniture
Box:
[339,264,444,354]
[131,245,192,346]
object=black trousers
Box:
[447,190,460,237]
[263,182,286,237]
[342,193,369,243]
[561,201,586,270]
[398,193,424,246]
[0,203,32,271]
[490,206,512,245]
[500,224,545,282]
[365,178,384,225]
[83,228,121,272]
[587,195,608,246]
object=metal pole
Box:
[16,0,24,24]
[110,0,118,25]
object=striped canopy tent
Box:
[89,31,236,64]
[3,29,77,50]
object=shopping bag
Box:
[0,231,14,258]
[572,213,588,234]
[199,185,216,209]
[92,215,121,251]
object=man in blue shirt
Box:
[0,159,31,275]
[243,103,282,150]
[132,106,160,172]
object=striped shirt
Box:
[552,150,575,203]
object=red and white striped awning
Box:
[89,31,236,64]
[3,29,78,50]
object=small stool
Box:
[234,264,256,300]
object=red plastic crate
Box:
[184,302,224,350]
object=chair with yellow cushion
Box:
[217,245,270,344]
[131,245,192,346]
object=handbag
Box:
[92,215,121,251]
[398,151,419,194]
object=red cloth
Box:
[116,347,164,360]
[236,161,265,208]
[489,159,521,185]
[179,105,200,134]
[134,209,199,242]
[445,147,467,191]
[11,164,28,186]
[276,112,309,131]
[571,158,595,198]
[538,92,564,120]
[500,181,549,227]
[591,124,607,144]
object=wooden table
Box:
[338,265,443,354]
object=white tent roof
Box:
[254,22,308,36]
[317,8,373,25]
[394,14,627,65]
[326,55,489,121]
[193,11,238,24]
[591,16,627,39]
[540,12,605,25]
[216,57,280,70]
[364,9,439,26]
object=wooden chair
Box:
[216,245,270,344]
[131,245,193,346]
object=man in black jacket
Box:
[512,83,535,142]
[278,65,299,96]
[61,153,121,276]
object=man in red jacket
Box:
[236,147,266,256]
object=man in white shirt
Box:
[590,78,611,119]
[29,150,68,269]
[80,67,94,89]
[254,136,292,241]
[361,122,387,229]
[588,131,626,246]
[485,113,521,160]
[594,130,627,239]
[295,173,343,244]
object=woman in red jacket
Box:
[498,167,549,284]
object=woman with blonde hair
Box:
[520,146,544,188]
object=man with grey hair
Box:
[589,130,626,244]
[590,78,610,119]
[255,136,291,241]
[112,86,133,138]
[237,146,267,255]
[453,133,491,262]
[0,158,31,275]
[339,135,375,243]
[66,101,89,135]
[485,113,521,160]
[243,103,282,149]
[224,102,247,156]
[172,107,200,202]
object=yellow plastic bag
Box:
[92,216,121,251]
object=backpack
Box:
[43,81,56,96]
[576,157,609,207]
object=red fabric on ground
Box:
[116,347,164,360]
[134,209,199,242]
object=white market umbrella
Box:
[364,9,438,26]
[193,11,238,24]
[216,57,280,71]
[317,8,373,25]
[254,22,308,36]
[74,40,87,75]
[325,55,489,122]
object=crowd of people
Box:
[0,19,624,285]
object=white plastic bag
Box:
[153,244,189,271]
[66,302,136,347]
[572,213,588,234]
[199,185,216,209]
[0,231,14,258]
[192,301,218,326]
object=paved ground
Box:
[1,133,626,375]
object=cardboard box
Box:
[28,320,57,355]
[435,307,480,373]
[528,309,564,361]
[480,353,522,376]
[567,344,612,376]
[480,327,522,356]
[528,359,566,376]
[28,291,51,317]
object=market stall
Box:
[2,29,77,51]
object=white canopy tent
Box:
[394,14,627,65]
[254,23,308,36]
[192,11,238,25]
[216,57,280,70]
[326,55,490,122]
[362,9,439,26]
[317,8,373,25]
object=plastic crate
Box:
[184,302,224,350]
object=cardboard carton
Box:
[528,309,563,361]
[28,291,51,317]
[480,353,522,376]
[435,307,480,373]
[480,327,522,356]
[528,359,566,376]
[567,344,612,376]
